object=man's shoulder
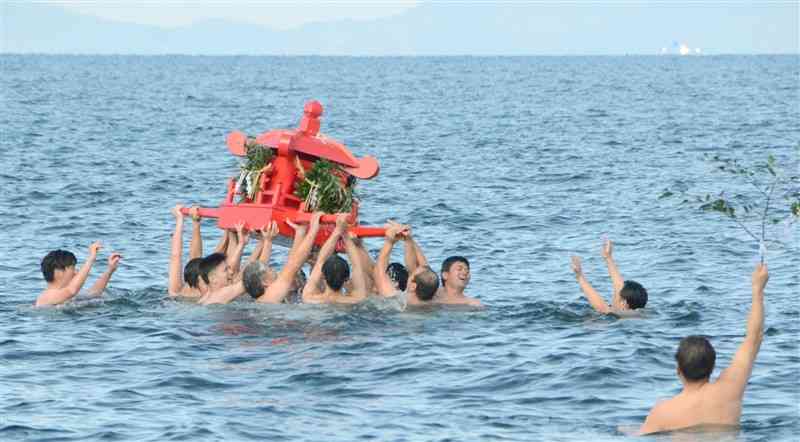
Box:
[434,294,482,307]
[301,290,326,304]
[35,288,67,307]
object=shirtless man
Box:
[437,256,482,307]
[302,214,369,304]
[373,223,440,306]
[570,238,647,314]
[167,205,231,298]
[36,242,122,307]
[204,212,323,305]
[636,263,768,435]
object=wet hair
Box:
[322,255,350,292]
[242,261,267,298]
[620,280,648,309]
[414,266,440,301]
[183,258,203,288]
[41,250,77,282]
[199,253,227,285]
[386,262,409,291]
[283,269,307,304]
[676,336,716,382]
[294,268,307,291]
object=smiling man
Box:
[436,256,481,306]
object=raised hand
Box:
[189,206,201,222]
[570,256,583,277]
[107,253,122,273]
[752,263,769,293]
[335,213,349,233]
[601,238,613,259]
[309,212,323,231]
[235,221,250,245]
[286,219,307,235]
[88,241,102,257]
[262,221,279,240]
[386,219,410,239]
[171,204,184,219]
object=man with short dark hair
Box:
[386,262,409,291]
[636,263,768,435]
[437,255,482,307]
[303,214,369,304]
[570,238,647,314]
[201,212,323,305]
[373,223,440,305]
[168,205,232,298]
[36,242,122,307]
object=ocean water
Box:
[0,55,798,441]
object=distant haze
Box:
[1,1,797,55]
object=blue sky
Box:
[3,1,798,54]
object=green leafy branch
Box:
[660,152,799,250]
[235,139,274,201]
[294,160,357,214]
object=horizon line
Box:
[2,52,799,57]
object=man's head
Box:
[675,336,716,383]
[386,262,409,291]
[242,261,273,298]
[322,255,350,292]
[620,280,648,310]
[200,253,230,290]
[408,266,439,301]
[183,258,204,290]
[441,256,470,289]
[292,268,307,292]
[41,250,77,284]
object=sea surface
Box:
[0,55,798,441]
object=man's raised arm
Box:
[717,263,768,397]
[351,237,376,292]
[249,221,277,266]
[87,253,122,296]
[213,230,230,255]
[303,214,345,300]
[343,229,367,299]
[571,256,611,314]
[374,224,403,297]
[259,212,322,304]
[168,205,185,296]
[189,206,203,260]
[601,239,625,308]
[227,222,249,278]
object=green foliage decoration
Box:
[294,160,356,214]
[660,151,799,259]
[236,139,274,201]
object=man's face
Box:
[209,262,231,290]
[444,262,470,289]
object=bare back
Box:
[646,381,743,432]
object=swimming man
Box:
[570,238,647,315]
[637,263,768,434]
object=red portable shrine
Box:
[181,101,385,249]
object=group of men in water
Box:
[35,204,770,436]
[567,236,768,435]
